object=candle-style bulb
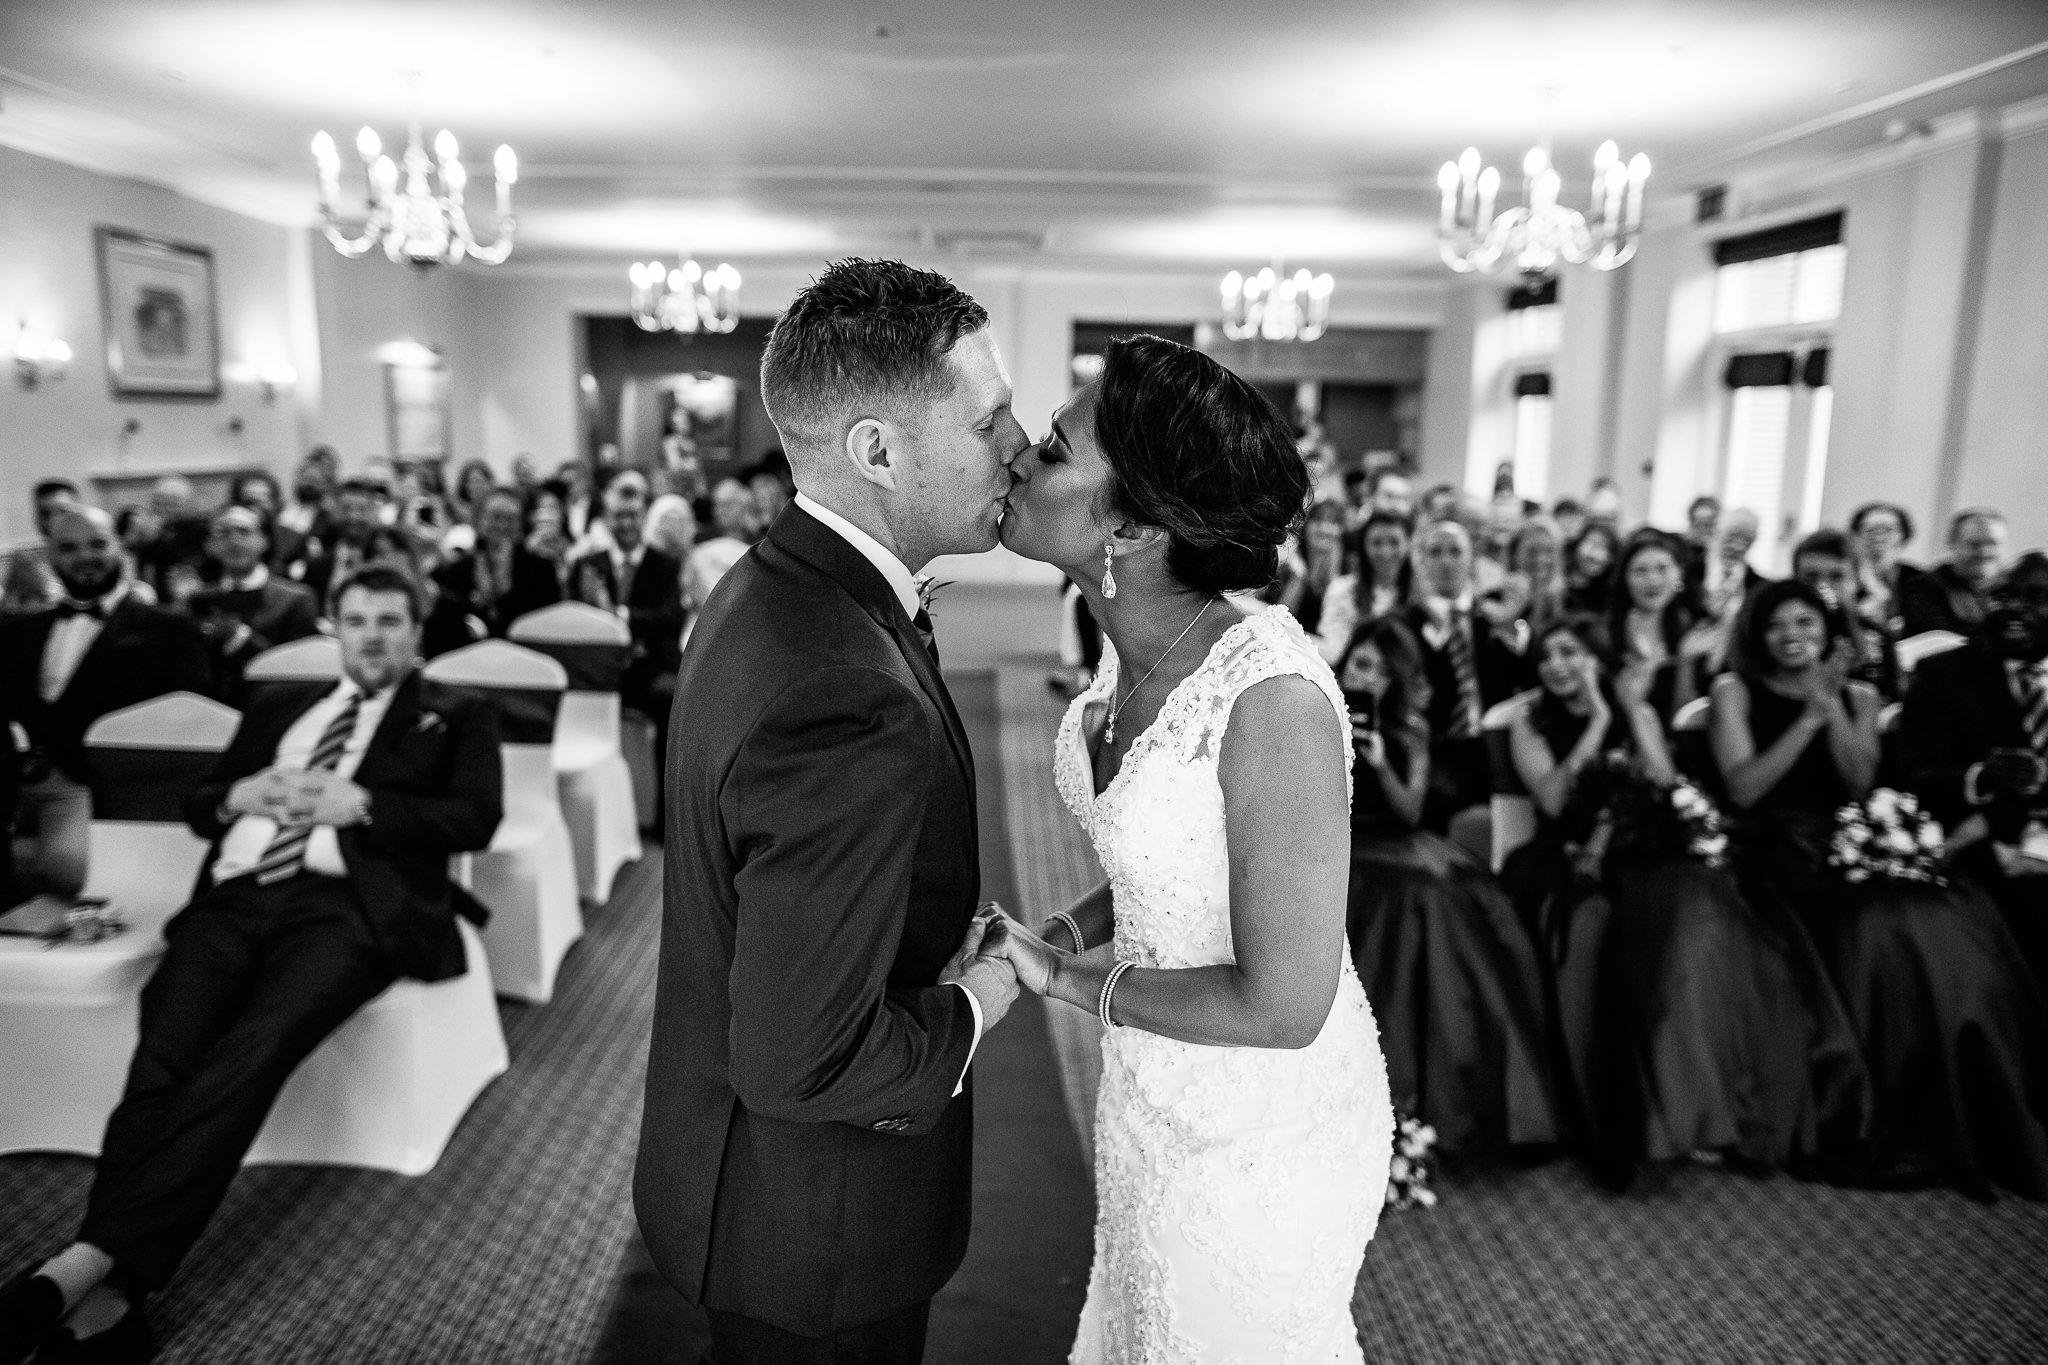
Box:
[493,145,518,184]
[356,126,381,160]
[312,130,337,166]
[1523,145,1548,177]
[434,129,459,163]
[1628,152,1652,182]
[1593,140,1618,170]
[1458,147,1481,180]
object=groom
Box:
[635,259,1028,1364]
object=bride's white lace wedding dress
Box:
[1054,608,1394,1364]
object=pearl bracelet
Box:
[1099,959,1136,1029]
[1047,911,1086,955]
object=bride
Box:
[993,334,1393,1363]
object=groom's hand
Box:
[940,912,1018,1031]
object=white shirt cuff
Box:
[1965,762,1990,807]
[951,982,984,1098]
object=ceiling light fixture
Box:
[310,120,517,269]
[629,258,741,334]
[1219,266,1334,343]
[1437,140,1649,276]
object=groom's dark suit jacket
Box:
[636,502,982,1337]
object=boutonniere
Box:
[413,710,447,734]
[914,575,950,616]
[1421,619,1450,650]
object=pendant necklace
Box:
[1104,596,1217,747]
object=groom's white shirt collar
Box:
[795,492,922,619]
[792,490,983,1089]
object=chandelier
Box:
[629,258,742,334]
[1219,266,1334,342]
[310,123,517,269]
[1437,140,1649,276]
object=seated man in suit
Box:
[0,563,502,1365]
[1402,517,1535,834]
[300,479,404,610]
[570,469,686,741]
[1900,508,2007,639]
[1897,551,2048,986]
[0,506,213,898]
[434,485,561,638]
[185,505,321,701]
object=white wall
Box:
[0,143,311,545]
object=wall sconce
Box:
[15,324,72,389]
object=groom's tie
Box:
[913,608,940,668]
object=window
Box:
[1709,214,1843,567]
[1503,279,1558,497]
[1511,371,1553,501]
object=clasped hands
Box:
[937,903,1090,1030]
[224,766,369,830]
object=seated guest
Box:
[1336,617,1557,1159]
[1550,496,1587,545]
[1315,509,1413,664]
[747,452,795,530]
[1403,518,1534,833]
[0,507,212,897]
[643,494,705,613]
[688,478,761,604]
[556,459,597,542]
[1896,553,2048,988]
[301,479,404,609]
[128,477,211,608]
[1367,466,1416,521]
[1,480,78,615]
[1584,477,1624,529]
[1609,530,1712,724]
[1849,501,1923,639]
[185,506,320,701]
[1268,498,1345,634]
[273,454,336,576]
[1711,579,2048,1199]
[1506,516,1569,638]
[1678,494,1721,585]
[1563,521,1620,617]
[433,486,561,638]
[1901,508,2007,638]
[226,471,282,523]
[523,480,576,589]
[1691,507,1767,631]
[1793,529,1898,698]
[570,469,686,740]
[0,565,501,1364]
[1503,615,1835,1187]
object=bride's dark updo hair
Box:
[1093,334,1310,594]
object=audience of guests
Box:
[1607,530,1707,722]
[1315,509,1413,665]
[302,480,405,608]
[1792,529,1899,698]
[688,477,761,605]
[433,486,562,639]
[0,564,503,1363]
[1564,521,1621,616]
[1901,508,2007,637]
[1850,500,1922,638]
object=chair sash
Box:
[86,747,223,823]
[517,640,629,693]
[459,687,563,746]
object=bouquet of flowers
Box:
[1829,787,1947,886]
[1385,1111,1438,1211]
[1574,755,1731,870]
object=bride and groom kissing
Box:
[638,258,1391,1364]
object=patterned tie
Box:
[2021,664,2048,762]
[249,690,364,885]
[1443,608,1482,740]
[913,608,940,668]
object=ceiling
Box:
[3,0,2046,273]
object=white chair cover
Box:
[0,692,240,1157]
[1482,690,1540,874]
[1896,629,1966,675]
[245,634,343,682]
[509,603,644,903]
[247,919,507,1173]
[426,641,583,1003]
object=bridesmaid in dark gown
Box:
[1335,617,1558,1159]
[1712,579,2048,1199]
[1501,616,1829,1187]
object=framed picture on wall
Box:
[95,226,221,397]
[384,351,452,462]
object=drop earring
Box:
[1101,542,1117,599]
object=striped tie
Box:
[1444,609,1482,740]
[250,690,364,885]
[2022,664,2048,762]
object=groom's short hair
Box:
[760,259,989,446]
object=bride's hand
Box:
[988,913,1060,997]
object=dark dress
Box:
[1345,720,1557,1157]
[1501,704,1854,1185]
[1736,681,2048,1198]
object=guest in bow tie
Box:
[185,505,320,702]
[0,563,501,1365]
[0,506,212,898]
